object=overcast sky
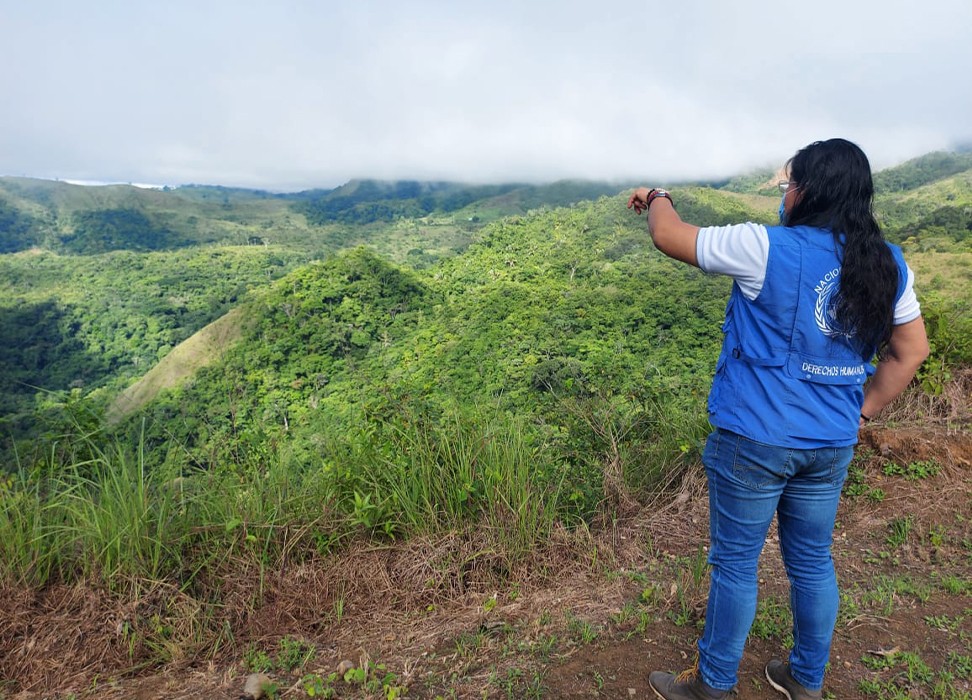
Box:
[2,1,970,191]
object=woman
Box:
[627,139,929,700]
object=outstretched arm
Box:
[860,317,930,424]
[628,187,700,267]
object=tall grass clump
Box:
[52,440,178,588]
[315,407,565,561]
[0,407,573,589]
[174,449,341,586]
[0,433,183,589]
[0,467,59,586]
[627,393,712,490]
[1,390,711,591]
[0,427,336,591]
[555,390,711,499]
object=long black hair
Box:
[786,138,898,358]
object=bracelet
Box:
[646,189,675,211]
[860,412,872,423]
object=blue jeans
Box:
[696,429,853,692]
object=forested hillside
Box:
[123,193,747,510]
[1,152,970,473]
[873,150,972,192]
[0,176,634,449]
[876,168,972,248]
[289,179,638,226]
[0,176,635,257]
[714,150,972,249]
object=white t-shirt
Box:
[696,223,921,325]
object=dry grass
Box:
[0,488,720,698]
[878,367,972,428]
[4,374,969,698]
[0,520,629,696]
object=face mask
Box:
[778,193,787,224]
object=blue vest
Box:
[707,225,909,448]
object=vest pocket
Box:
[729,346,786,367]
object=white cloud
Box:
[1,0,970,189]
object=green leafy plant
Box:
[946,652,972,679]
[276,636,315,672]
[749,597,792,642]
[886,517,913,548]
[300,673,333,698]
[938,574,971,595]
[883,459,942,480]
[565,613,599,644]
[592,669,605,691]
[454,630,486,658]
[924,613,964,633]
[244,647,274,674]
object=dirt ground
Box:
[542,426,972,700]
[3,424,971,700]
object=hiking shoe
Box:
[649,667,732,700]
[765,660,822,700]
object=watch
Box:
[646,189,674,210]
